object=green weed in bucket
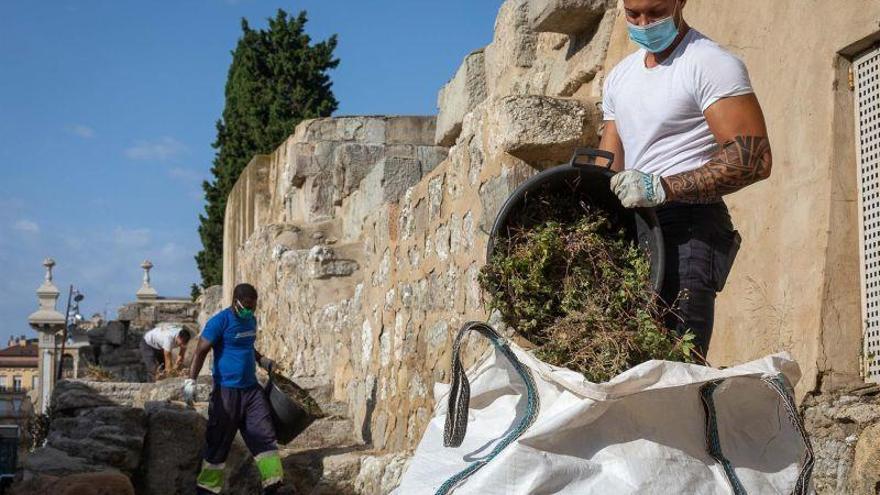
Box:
[479,201,695,383]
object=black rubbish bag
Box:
[263,372,325,444]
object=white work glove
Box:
[183,378,197,404]
[610,170,667,208]
[258,357,276,373]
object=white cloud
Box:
[13,219,39,233]
[67,124,95,139]
[124,137,187,161]
[113,227,151,247]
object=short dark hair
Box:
[233,283,258,302]
[177,328,192,343]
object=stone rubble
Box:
[19,375,397,494]
[802,385,880,494]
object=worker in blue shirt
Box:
[185,283,282,495]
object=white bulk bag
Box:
[396,322,813,495]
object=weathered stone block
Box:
[288,142,321,185]
[304,172,336,222]
[479,167,523,234]
[197,285,224,329]
[436,49,488,146]
[489,95,600,166]
[383,156,423,203]
[104,321,126,345]
[549,8,617,96]
[360,118,387,143]
[21,447,101,479]
[57,381,147,408]
[13,470,134,495]
[140,305,156,326]
[52,380,117,412]
[428,175,444,222]
[417,145,450,175]
[301,118,338,142]
[138,402,205,495]
[483,0,538,95]
[140,376,213,404]
[848,423,880,494]
[116,303,139,323]
[354,452,410,495]
[529,0,614,35]
[307,245,359,279]
[386,117,436,145]
[47,406,146,474]
[337,143,385,195]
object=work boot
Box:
[262,482,282,495]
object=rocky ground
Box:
[13,377,407,495]
[802,383,880,494]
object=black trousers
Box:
[656,202,740,357]
[139,339,164,381]
[202,383,278,464]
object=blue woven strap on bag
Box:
[700,375,815,495]
[436,321,540,495]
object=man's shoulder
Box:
[212,307,232,320]
[604,50,643,94]
[681,30,745,67]
[205,308,232,330]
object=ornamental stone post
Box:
[136,259,158,301]
[27,258,65,413]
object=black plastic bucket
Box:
[264,374,319,444]
[485,148,665,292]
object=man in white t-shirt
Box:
[600,0,772,357]
[140,323,192,381]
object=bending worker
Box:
[184,283,282,495]
[140,323,191,381]
[600,0,771,356]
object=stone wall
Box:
[224,0,611,458]
[803,385,880,494]
[117,299,199,332]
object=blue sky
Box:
[0,0,502,344]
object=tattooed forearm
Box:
[662,136,772,204]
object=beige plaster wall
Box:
[603,0,880,396]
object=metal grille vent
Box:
[855,45,880,382]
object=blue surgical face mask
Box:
[627,7,680,53]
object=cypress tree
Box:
[196,10,339,288]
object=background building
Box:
[0,337,39,397]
